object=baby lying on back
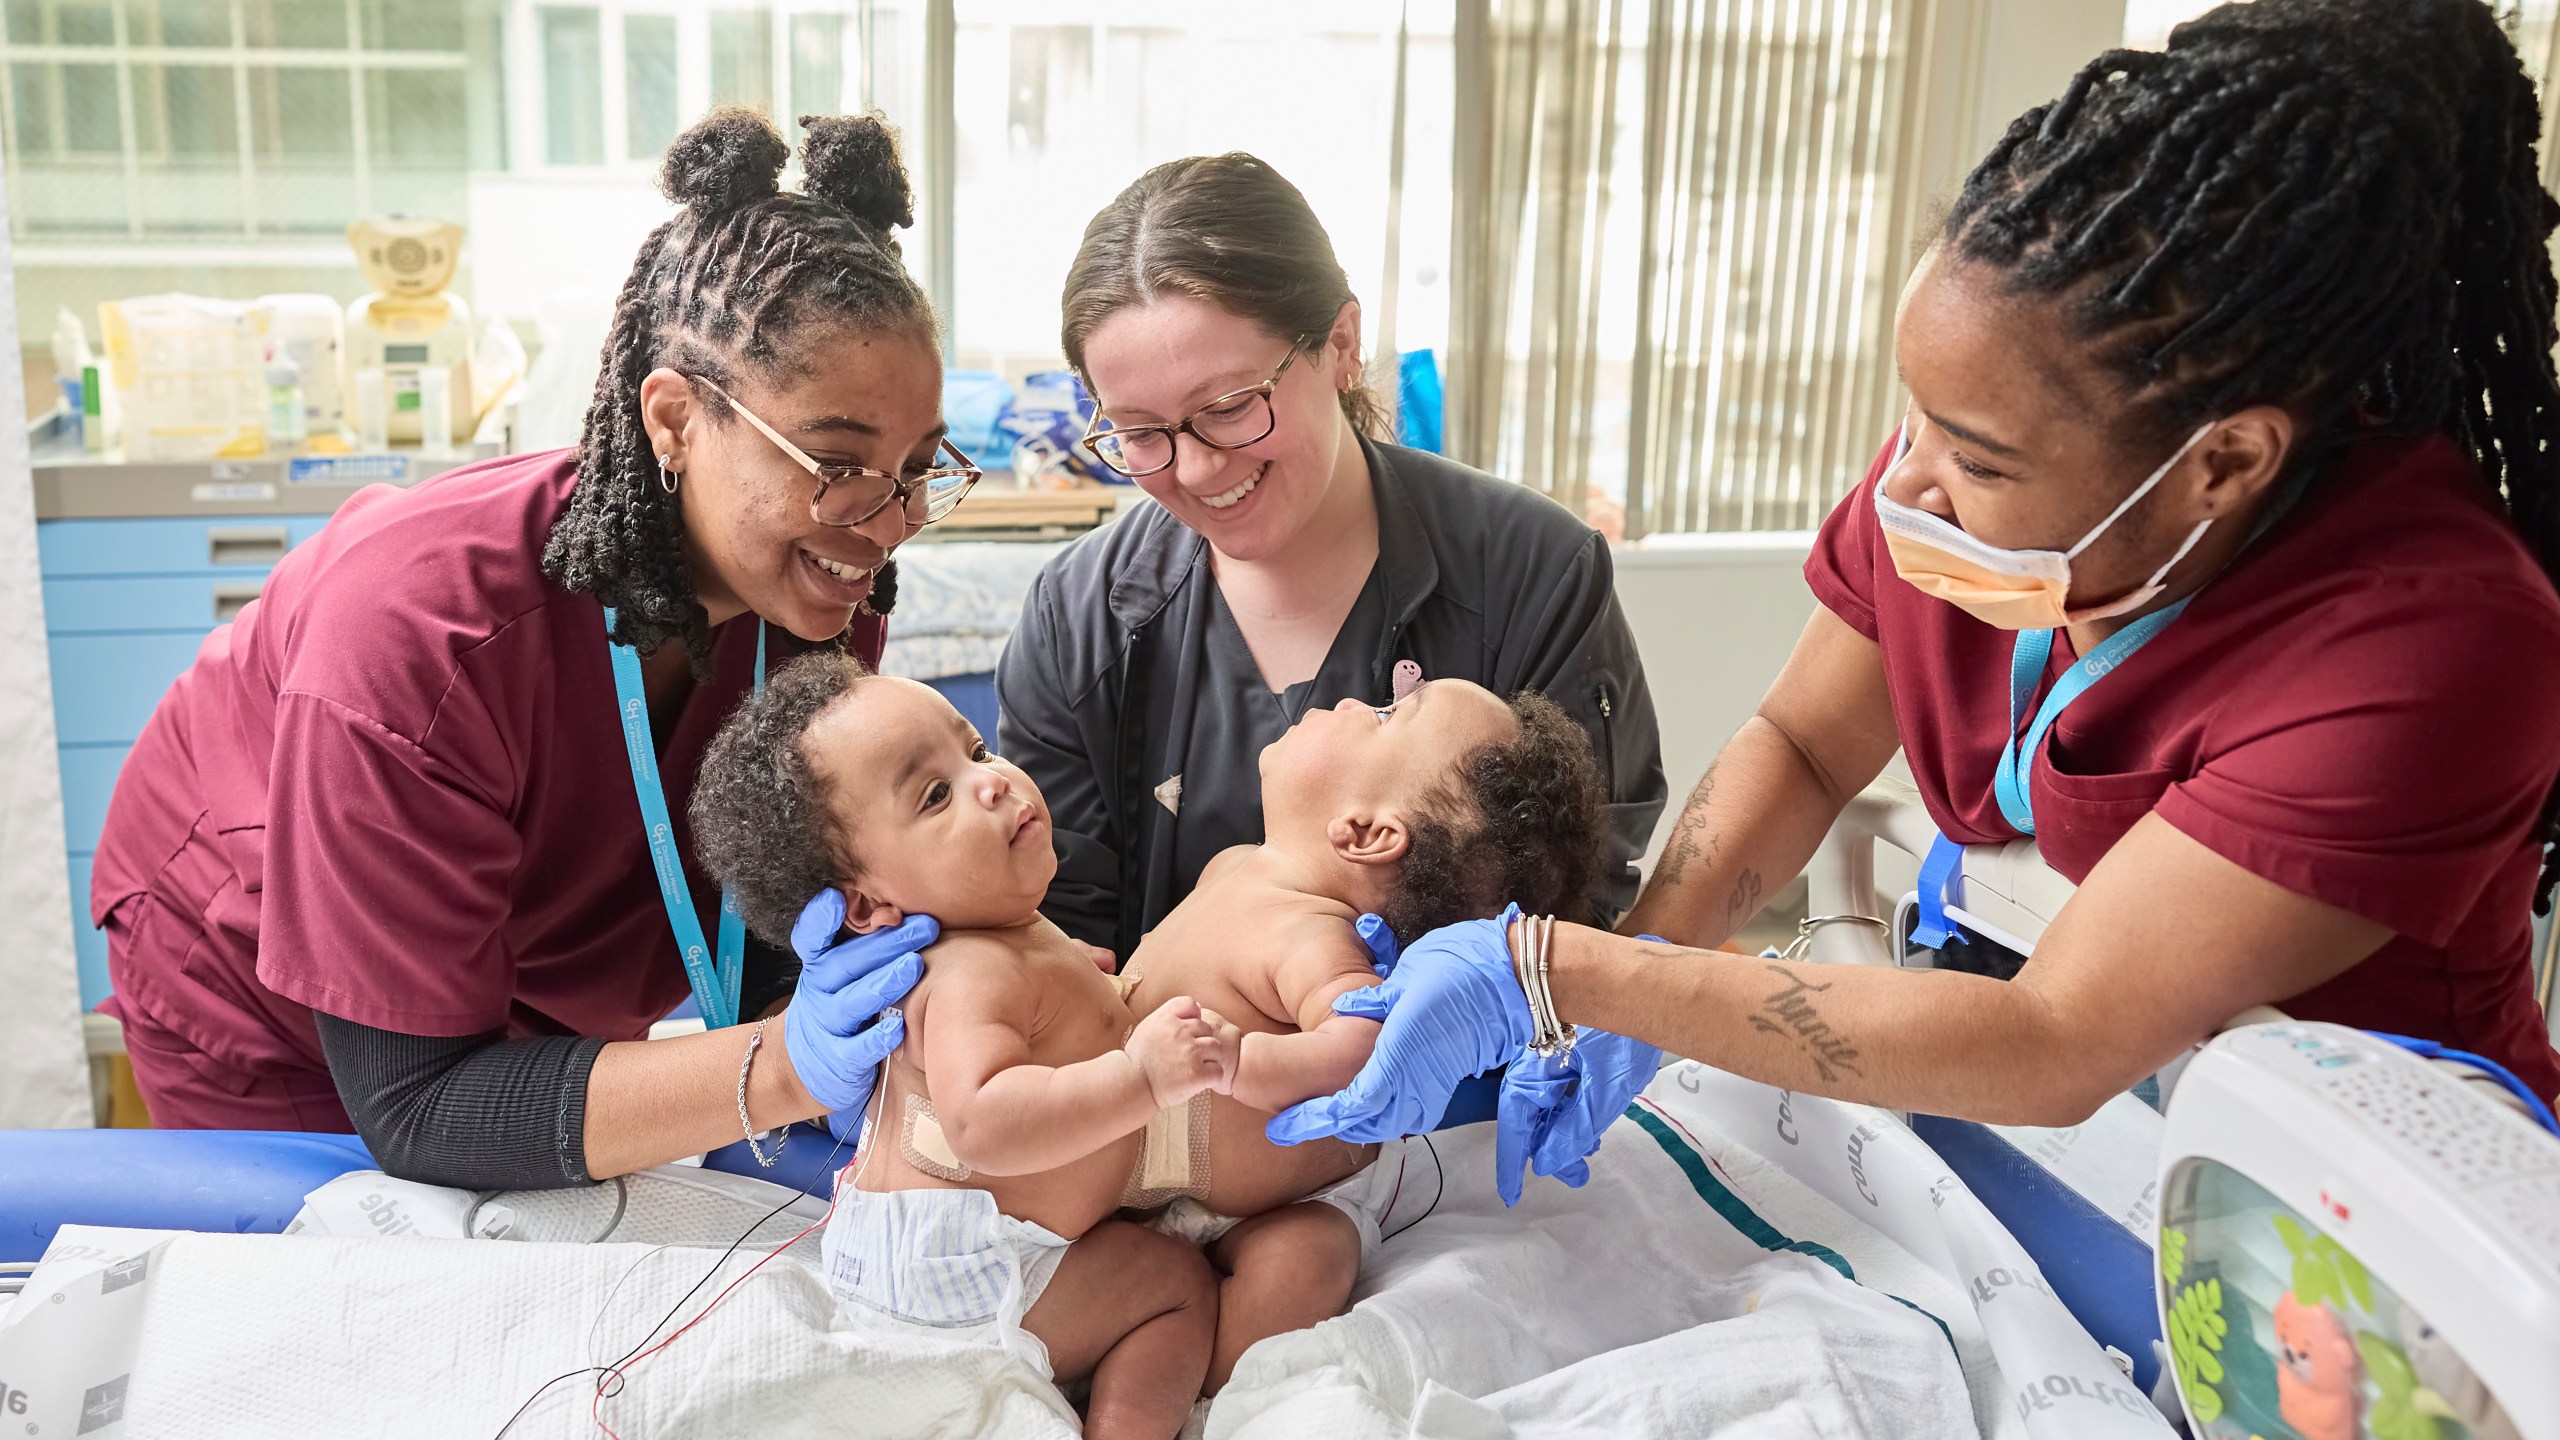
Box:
[695,657,1606,1431]
[1112,681,1606,1387]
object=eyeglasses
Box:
[1078,342,1308,479]
[698,377,981,528]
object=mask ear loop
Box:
[2132,515,2216,586]
[2062,421,2218,562]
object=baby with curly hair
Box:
[695,654,1606,1423]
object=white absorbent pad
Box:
[0,1220,1081,1439]
[0,1162,1083,1440]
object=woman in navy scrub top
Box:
[1275,0,2560,1186]
[91,111,951,1187]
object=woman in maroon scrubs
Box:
[91,111,947,1187]
[1277,0,2560,1186]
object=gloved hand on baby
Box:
[1268,909,1664,1207]
[783,888,933,1142]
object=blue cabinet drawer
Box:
[38,515,327,576]
[70,852,108,1009]
[49,632,211,746]
[45,574,271,634]
[58,744,127,853]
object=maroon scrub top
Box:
[92,448,885,1119]
[1809,430,2560,1102]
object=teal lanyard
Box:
[1989,476,2308,835]
[1991,600,2188,836]
[603,607,763,1029]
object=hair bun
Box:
[661,108,789,215]
[798,113,916,232]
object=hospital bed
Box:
[6,783,2549,1439]
[0,788,2144,1295]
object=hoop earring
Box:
[656,454,680,495]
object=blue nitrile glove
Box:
[1494,1047,1577,1207]
[784,888,935,1142]
[1353,912,1401,978]
[1500,1026,1664,1204]
[1521,937,1670,1186]
[1267,906,1533,1146]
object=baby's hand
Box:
[1126,996,1236,1107]
[1201,1006,1244,1097]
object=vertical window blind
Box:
[1447,0,1948,537]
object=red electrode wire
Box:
[586,1161,852,1439]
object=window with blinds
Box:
[1446,0,1947,537]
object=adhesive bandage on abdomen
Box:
[898,1092,974,1183]
[1119,1092,1214,1209]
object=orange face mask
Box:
[1874,418,2217,631]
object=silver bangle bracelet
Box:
[1509,914,1577,1059]
[736,1016,786,1169]
[1535,914,1576,1060]
[1510,914,1542,1046]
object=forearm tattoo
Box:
[1748,965,1866,1083]
[1651,764,1719,887]
[1725,867,1764,929]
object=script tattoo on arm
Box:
[1725,867,1764,928]
[1650,765,1719,887]
[1747,965,1866,1083]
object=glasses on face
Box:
[697,377,981,529]
[1079,342,1309,479]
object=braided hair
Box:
[1942,0,2560,905]
[542,109,936,669]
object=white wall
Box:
[1612,534,1818,867]
[468,173,680,451]
[1967,0,2131,157]
[1612,537,1927,920]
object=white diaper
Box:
[1147,1137,1420,1265]
[819,1186,1071,1378]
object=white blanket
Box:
[0,1067,2168,1440]
[1210,1107,1982,1440]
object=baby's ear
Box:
[840,884,908,935]
[1327,812,1412,869]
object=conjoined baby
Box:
[694,652,1608,1438]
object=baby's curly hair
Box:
[692,651,876,946]
[1379,692,1609,945]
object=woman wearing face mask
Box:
[1274,0,2560,1191]
[90,111,954,1186]
[996,154,1669,965]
